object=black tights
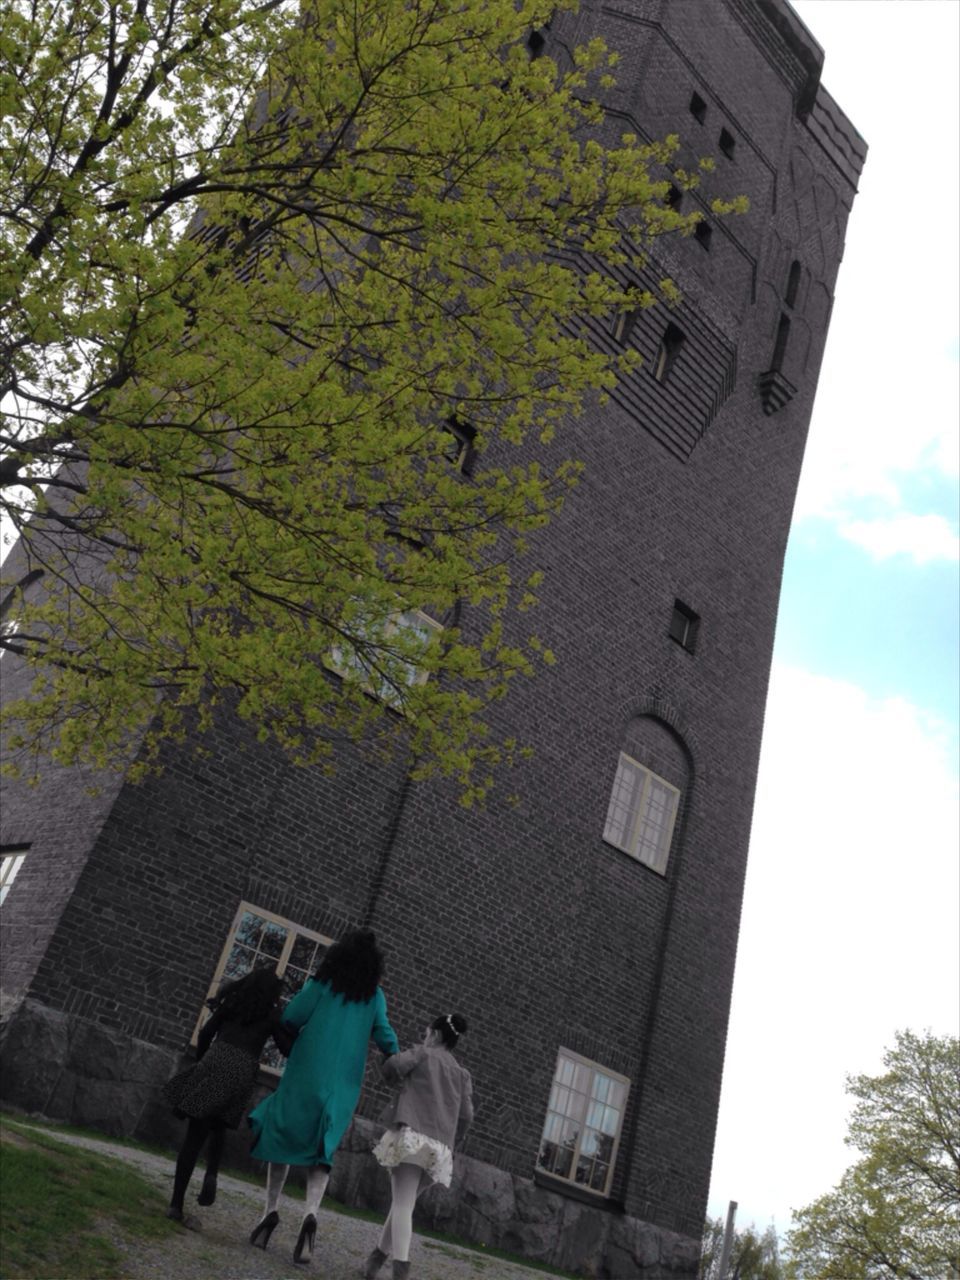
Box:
[170,1118,225,1212]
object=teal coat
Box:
[248,978,398,1166]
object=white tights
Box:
[263,1162,330,1220]
[377,1163,428,1264]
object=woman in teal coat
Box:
[247,928,398,1265]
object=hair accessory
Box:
[445,1014,459,1038]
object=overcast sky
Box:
[707,0,960,1236]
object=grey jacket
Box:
[380,1044,474,1149]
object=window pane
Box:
[603,756,641,849]
[589,1161,609,1192]
[607,1079,627,1110]
[572,1062,591,1095]
[553,1144,573,1179]
[558,1057,575,1086]
[592,1073,610,1103]
[235,910,265,949]
[258,920,288,959]
[222,943,256,984]
[580,1129,599,1157]
[290,934,322,972]
[575,1154,593,1185]
[586,1100,604,1130]
[538,1139,559,1172]
[601,1105,620,1136]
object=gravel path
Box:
[16,1125,570,1280]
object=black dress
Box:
[162,1005,295,1129]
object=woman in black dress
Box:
[162,966,295,1227]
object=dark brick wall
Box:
[1,0,864,1266]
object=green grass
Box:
[0,1113,581,1279]
[0,1118,175,1280]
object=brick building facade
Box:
[0,3,865,1275]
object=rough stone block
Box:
[0,999,68,1116]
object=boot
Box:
[363,1246,388,1278]
[392,1262,411,1280]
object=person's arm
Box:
[269,1009,299,1058]
[380,1044,423,1085]
[281,979,322,1030]
[455,1070,474,1144]
[196,1004,225,1059]
[371,988,400,1057]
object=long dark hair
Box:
[315,927,384,1004]
[209,966,282,1024]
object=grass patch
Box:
[0,1117,174,1280]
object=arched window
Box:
[601,716,689,874]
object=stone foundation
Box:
[0,1000,699,1278]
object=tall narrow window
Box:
[719,128,736,159]
[771,313,791,372]
[694,221,713,251]
[611,308,639,345]
[689,92,707,124]
[537,1049,630,1196]
[653,323,684,383]
[785,259,802,308]
[665,185,683,211]
[602,753,680,874]
[0,846,29,905]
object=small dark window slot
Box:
[665,185,683,211]
[771,313,791,372]
[694,221,712,251]
[785,260,801,308]
[612,308,639,345]
[689,92,707,124]
[653,323,685,383]
[669,601,700,653]
[719,128,736,159]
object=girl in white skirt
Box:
[364,1013,473,1280]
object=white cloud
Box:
[708,661,960,1234]
[788,1,959,531]
[837,512,960,564]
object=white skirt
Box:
[372,1124,454,1188]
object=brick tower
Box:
[1,3,865,1275]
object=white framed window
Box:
[602,752,680,874]
[0,847,29,905]
[537,1048,630,1196]
[194,902,333,1074]
[328,604,442,708]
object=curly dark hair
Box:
[209,966,282,1024]
[432,1012,468,1049]
[315,927,384,1004]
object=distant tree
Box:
[701,1217,785,1280]
[785,1030,960,1280]
[1,0,745,799]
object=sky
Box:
[706,0,960,1238]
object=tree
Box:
[701,1216,785,1280]
[785,1030,960,1280]
[1,0,743,799]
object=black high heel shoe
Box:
[249,1210,279,1249]
[293,1212,317,1265]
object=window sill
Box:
[533,1169,624,1213]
